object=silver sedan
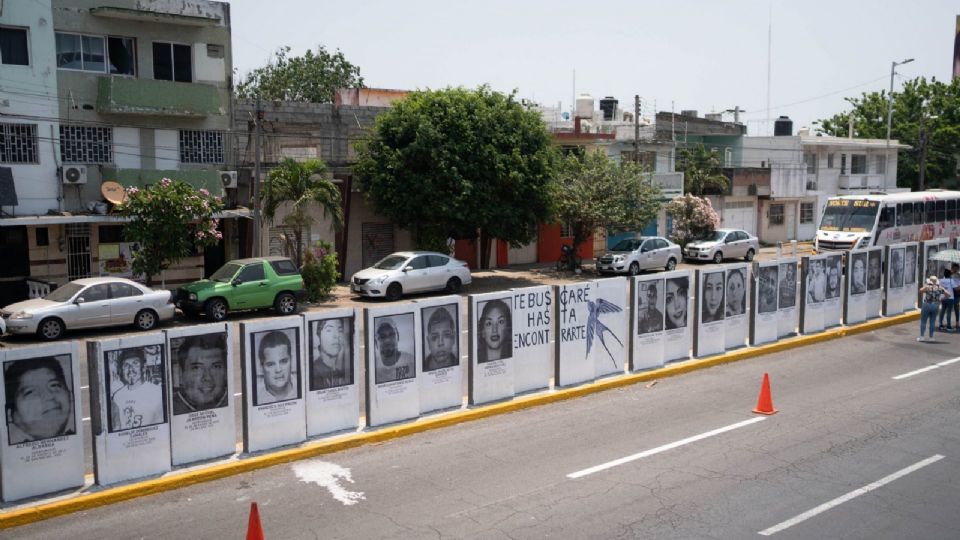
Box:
[1,277,175,340]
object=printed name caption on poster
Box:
[17,437,69,463]
[120,425,160,450]
[258,400,300,418]
[184,410,219,432]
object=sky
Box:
[228,0,958,136]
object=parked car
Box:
[683,229,759,264]
[597,236,681,275]
[351,251,472,301]
[175,257,306,321]
[0,277,175,341]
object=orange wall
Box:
[455,239,477,269]
[537,224,593,263]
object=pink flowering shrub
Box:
[301,240,340,301]
[664,194,720,247]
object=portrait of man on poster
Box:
[4,356,75,445]
[253,329,300,405]
[108,346,165,432]
[172,333,228,415]
[309,317,353,391]
[422,305,459,372]
[374,315,415,384]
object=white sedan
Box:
[597,236,682,275]
[1,277,175,340]
[684,229,760,264]
[350,251,472,301]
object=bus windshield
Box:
[819,200,880,232]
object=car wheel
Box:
[665,258,677,271]
[745,248,755,262]
[274,292,297,315]
[713,251,724,264]
[205,298,228,322]
[37,318,65,341]
[385,282,403,301]
[134,309,158,331]
[445,277,462,294]
[628,262,640,276]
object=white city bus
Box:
[815,190,960,251]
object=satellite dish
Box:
[101,181,128,204]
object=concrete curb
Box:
[0,311,919,529]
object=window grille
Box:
[179,130,224,164]
[0,123,38,164]
[60,125,113,163]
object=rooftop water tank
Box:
[576,94,594,119]
[774,116,793,136]
[599,96,618,121]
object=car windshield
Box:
[819,200,880,232]
[210,263,242,282]
[699,231,726,242]
[374,255,410,270]
[611,239,642,251]
[44,282,84,302]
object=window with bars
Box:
[60,125,113,163]
[851,154,867,174]
[179,130,224,163]
[769,204,785,226]
[803,153,817,174]
[0,123,39,164]
[559,222,574,237]
[800,202,815,224]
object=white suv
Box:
[683,229,759,264]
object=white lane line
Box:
[758,454,945,536]
[893,356,960,380]
[234,392,242,397]
[81,385,89,390]
[567,417,766,479]
[82,417,90,422]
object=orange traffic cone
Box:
[752,373,778,415]
[246,502,265,540]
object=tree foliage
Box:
[115,179,224,285]
[664,194,720,247]
[353,86,557,267]
[261,158,344,267]
[554,150,662,257]
[677,144,729,196]
[816,76,960,189]
[301,241,340,301]
[235,46,364,103]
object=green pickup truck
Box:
[175,256,307,321]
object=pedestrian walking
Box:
[919,276,946,342]
[939,269,955,331]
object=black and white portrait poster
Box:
[884,243,917,316]
[752,262,779,345]
[905,244,918,285]
[304,308,359,437]
[865,247,884,319]
[468,292,515,406]
[724,264,750,350]
[417,297,463,415]
[88,334,171,486]
[777,259,799,338]
[801,255,827,335]
[889,247,905,290]
[240,318,305,453]
[555,282,594,387]
[845,249,869,325]
[823,254,844,328]
[166,323,235,466]
[633,275,666,371]
[0,342,83,502]
[511,285,553,394]
[366,305,420,427]
[663,271,693,363]
[695,269,726,357]
[923,240,948,283]
[591,277,628,379]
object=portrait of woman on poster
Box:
[725,268,746,317]
[825,256,842,300]
[778,263,797,308]
[850,253,867,295]
[310,317,353,391]
[665,277,689,330]
[905,246,917,285]
[758,266,779,314]
[701,272,725,324]
[477,299,512,363]
[867,250,882,291]
[889,248,904,289]
[4,357,75,445]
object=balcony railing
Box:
[838,174,883,191]
[652,172,683,198]
[97,76,225,117]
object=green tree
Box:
[261,158,344,267]
[677,144,729,196]
[236,46,364,103]
[816,76,960,189]
[300,241,340,301]
[353,86,557,268]
[554,150,662,261]
[664,194,720,247]
[115,179,224,286]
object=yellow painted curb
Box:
[0,311,919,529]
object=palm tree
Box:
[677,144,729,197]
[261,157,344,267]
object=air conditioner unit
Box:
[61,166,87,185]
[220,171,238,189]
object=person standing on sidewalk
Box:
[920,276,945,342]
[939,269,955,331]
[952,263,960,324]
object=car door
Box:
[108,282,144,325]
[638,240,657,269]
[651,239,670,267]
[70,283,112,328]
[402,255,432,292]
[427,254,452,291]
[725,232,742,258]
[232,262,269,308]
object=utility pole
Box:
[252,96,262,257]
[886,58,914,183]
[634,95,640,164]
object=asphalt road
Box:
[7,321,959,539]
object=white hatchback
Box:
[350,251,473,301]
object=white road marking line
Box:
[81,385,89,390]
[567,417,767,479]
[758,454,944,536]
[234,392,242,397]
[893,356,960,380]
[82,417,90,422]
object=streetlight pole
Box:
[885,58,913,190]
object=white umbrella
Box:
[931,249,960,264]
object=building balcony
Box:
[97,76,225,117]
[102,167,225,198]
[838,174,884,191]
[652,172,683,198]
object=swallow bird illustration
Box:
[586,298,624,367]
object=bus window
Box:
[926,201,936,223]
[915,202,924,224]
[895,204,902,226]
[948,199,957,222]
[901,203,913,226]
[936,200,946,223]
[878,207,895,232]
